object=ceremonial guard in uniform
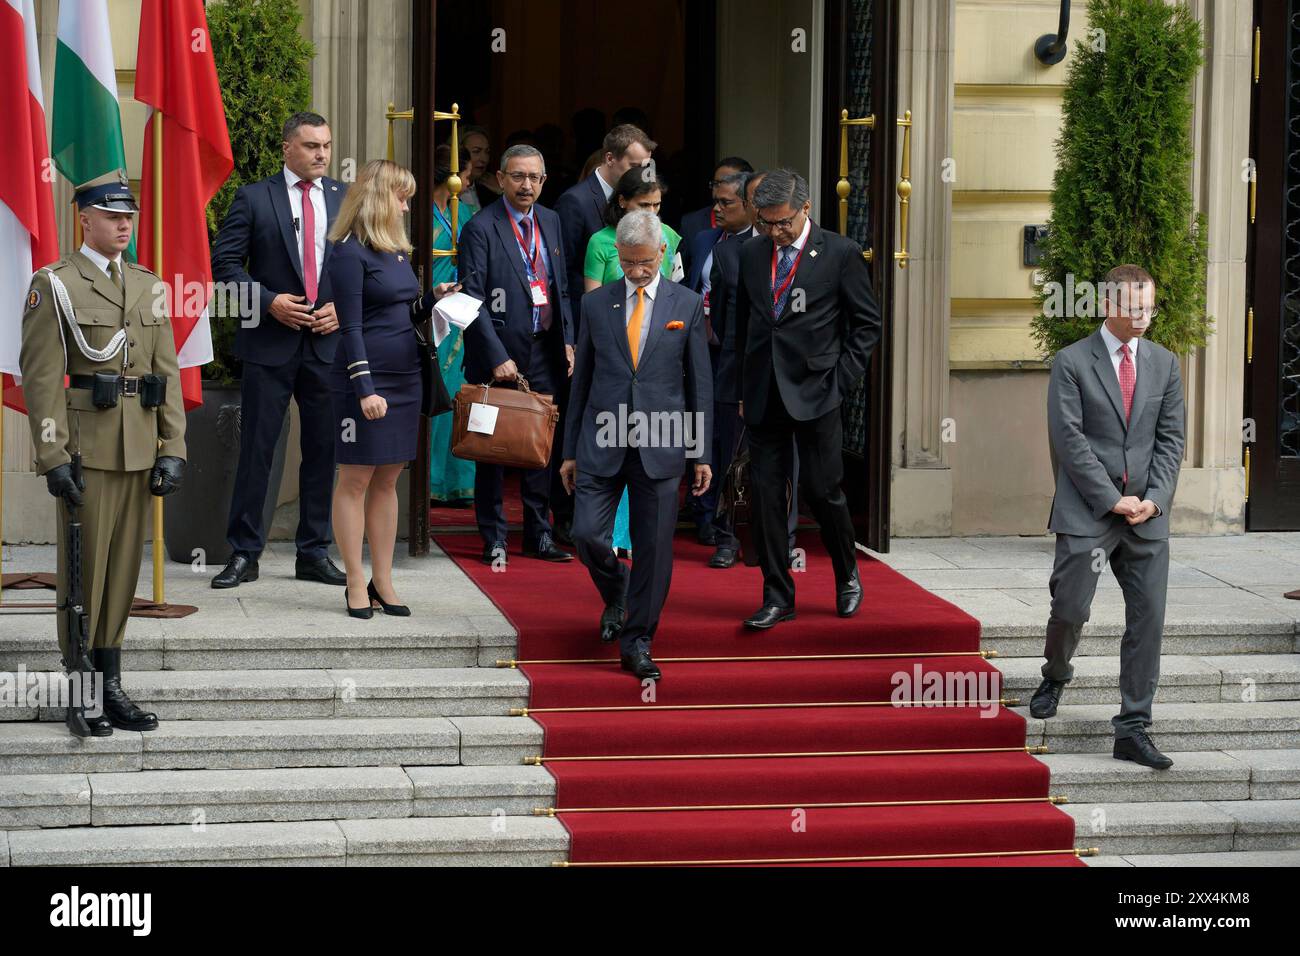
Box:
[19,170,187,737]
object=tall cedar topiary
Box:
[205,0,315,385]
[1030,0,1212,358]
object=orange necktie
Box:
[627,286,645,367]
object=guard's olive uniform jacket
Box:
[19,250,187,473]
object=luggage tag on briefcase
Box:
[468,402,499,435]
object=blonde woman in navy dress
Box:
[326,159,456,618]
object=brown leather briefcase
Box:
[450,378,559,470]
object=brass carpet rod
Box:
[535,795,1069,815]
[498,650,998,668]
[512,698,1019,717]
[553,847,1099,867]
[524,745,1049,765]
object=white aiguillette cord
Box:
[42,268,129,369]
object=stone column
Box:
[889,0,955,536]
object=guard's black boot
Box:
[94,648,159,731]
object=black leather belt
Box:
[69,374,140,396]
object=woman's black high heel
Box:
[346,585,374,619]
[368,580,410,617]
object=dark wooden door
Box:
[1246,0,1300,529]
[821,0,898,552]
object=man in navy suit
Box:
[460,145,576,565]
[210,112,348,589]
[551,125,655,544]
[678,156,753,279]
[561,211,713,680]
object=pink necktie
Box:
[297,180,318,303]
[1119,343,1135,485]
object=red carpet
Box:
[435,531,1083,867]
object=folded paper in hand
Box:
[431,292,482,346]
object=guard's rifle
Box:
[61,451,95,737]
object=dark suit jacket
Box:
[683,227,724,292]
[677,204,714,277]
[554,171,609,330]
[707,227,760,405]
[733,221,881,422]
[211,172,346,366]
[458,199,574,386]
[1047,330,1185,540]
[564,278,712,480]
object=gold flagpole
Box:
[152,111,164,605]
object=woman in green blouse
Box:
[581,168,682,555]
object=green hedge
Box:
[1030,0,1212,358]
[205,0,315,385]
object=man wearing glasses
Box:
[733,169,881,629]
[460,145,576,565]
[1030,264,1186,771]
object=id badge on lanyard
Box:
[530,280,549,306]
[511,213,550,307]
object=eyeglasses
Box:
[713,197,740,209]
[1115,302,1159,321]
[755,212,800,230]
[503,171,546,185]
[617,256,661,270]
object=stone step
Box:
[0,717,460,774]
[1084,848,1300,867]
[0,765,556,829]
[452,716,543,766]
[0,624,515,673]
[997,654,1300,704]
[0,668,529,722]
[1041,749,1300,802]
[1017,701,1300,753]
[2,817,568,866]
[1065,799,1300,856]
[983,628,1297,659]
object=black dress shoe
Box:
[211,554,258,589]
[744,604,796,630]
[836,570,863,618]
[620,651,661,680]
[93,648,158,731]
[523,534,573,562]
[367,580,410,616]
[482,541,508,566]
[346,591,374,619]
[708,546,738,569]
[1029,678,1067,719]
[1113,730,1174,770]
[296,556,347,585]
[599,604,626,643]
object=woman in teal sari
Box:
[582,168,682,556]
[429,144,477,506]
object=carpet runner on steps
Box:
[435,531,1086,867]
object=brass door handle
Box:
[894,110,912,269]
[837,109,876,242]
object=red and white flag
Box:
[136,0,233,410]
[0,0,59,413]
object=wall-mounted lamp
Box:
[1035,0,1072,66]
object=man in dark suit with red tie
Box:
[210,112,348,590]
[460,145,576,566]
[733,169,881,628]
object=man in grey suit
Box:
[1031,264,1186,770]
[560,211,714,680]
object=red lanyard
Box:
[508,210,543,276]
[770,240,806,309]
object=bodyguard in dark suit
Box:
[734,169,881,628]
[1029,266,1185,770]
[561,210,713,680]
[210,112,348,589]
[460,145,575,564]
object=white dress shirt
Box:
[79,242,124,280]
[283,164,326,287]
[1099,322,1139,387]
[595,168,616,201]
[623,271,661,358]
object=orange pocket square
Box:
[665,320,685,330]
